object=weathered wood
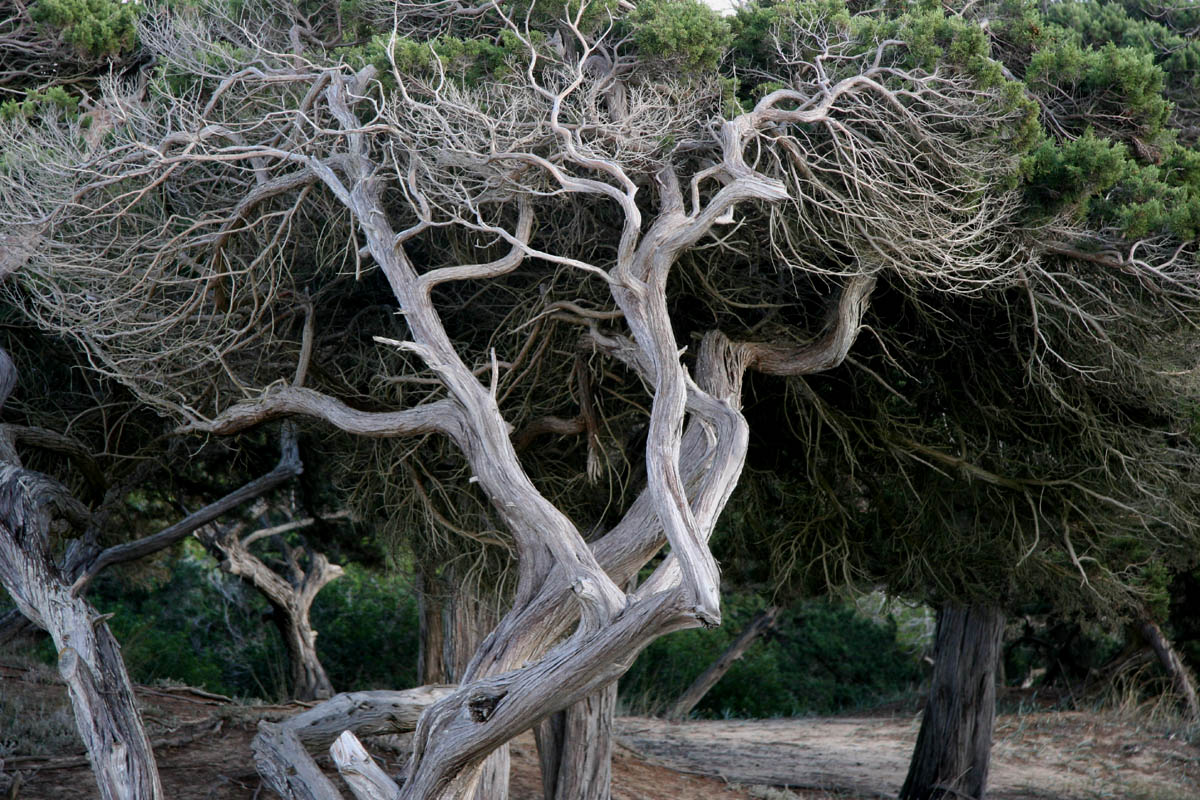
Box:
[286,687,457,750]
[536,683,617,800]
[144,52,878,800]
[1137,615,1200,720]
[667,605,781,721]
[198,479,343,702]
[253,686,455,800]
[254,720,346,800]
[0,345,162,800]
[74,446,302,593]
[900,603,1005,800]
[0,464,163,800]
[331,731,402,800]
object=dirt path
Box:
[2,664,1197,800]
[616,713,1200,799]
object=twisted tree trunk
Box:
[199,522,342,701]
[900,603,1005,800]
[168,56,879,799]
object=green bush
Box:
[31,0,140,58]
[620,594,923,718]
[79,542,420,700]
[629,0,732,71]
[311,562,420,691]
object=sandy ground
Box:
[616,713,1200,799]
[2,662,1197,800]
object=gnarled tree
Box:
[0,0,1072,797]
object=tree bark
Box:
[415,565,507,800]
[417,571,447,686]
[535,682,617,800]
[1136,615,1200,721]
[900,603,1004,800]
[667,605,781,721]
[332,730,402,800]
[0,436,303,646]
[254,686,455,800]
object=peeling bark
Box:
[0,349,162,800]
[332,730,402,800]
[254,720,347,800]
[535,683,617,800]
[254,686,454,800]
[132,57,878,800]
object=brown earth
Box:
[1,662,1196,800]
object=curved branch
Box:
[744,275,877,375]
[179,386,464,440]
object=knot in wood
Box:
[466,690,506,723]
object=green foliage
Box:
[1021,129,1127,214]
[620,595,922,718]
[887,7,1004,86]
[728,2,1035,148]
[975,0,1200,237]
[1026,39,1170,138]
[310,563,420,691]
[387,31,531,84]
[629,0,732,71]
[84,544,419,699]
[31,0,140,57]
[1098,152,1200,240]
[0,86,80,121]
[1046,1,1200,98]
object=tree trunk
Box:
[900,603,1004,800]
[1136,615,1200,721]
[273,601,338,702]
[198,525,342,701]
[417,571,447,686]
[667,605,781,721]
[0,349,162,800]
[417,565,506,799]
[535,682,617,800]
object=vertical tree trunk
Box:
[900,603,1004,800]
[535,682,617,800]
[415,563,508,800]
[1136,615,1200,721]
[417,571,447,686]
[667,605,781,721]
[272,600,338,702]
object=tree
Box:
[194,432,350,702]
[0,348,163,800]
[3,1,1192,799]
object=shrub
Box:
[620,593,923,718]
